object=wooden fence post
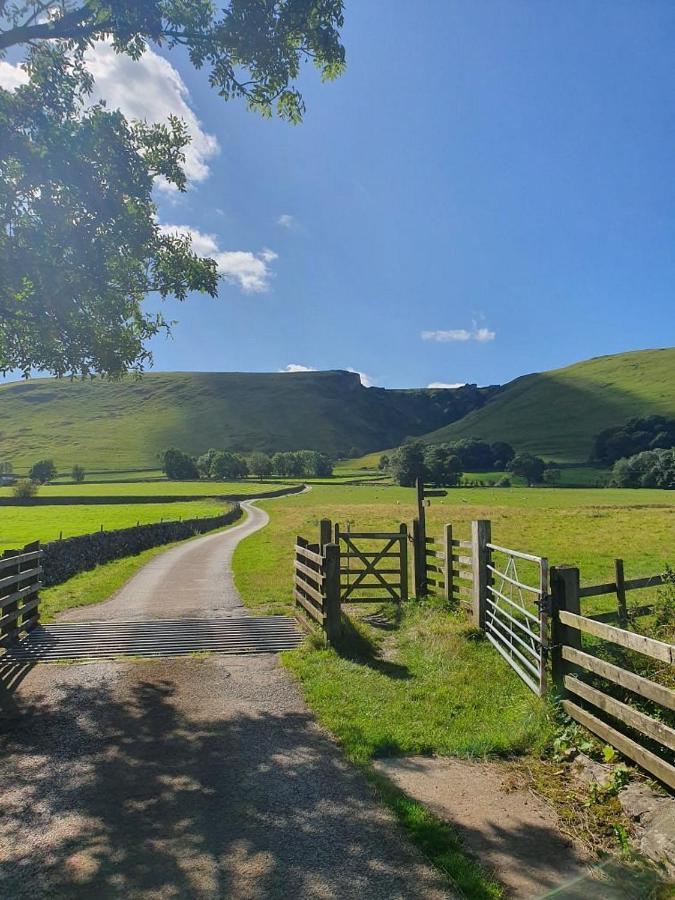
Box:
[412,518,425,598]
[550,565,581,695]
[471,519,491,628]
[615,558,627,628]
[319,518,332,552]
[399,523,409,602]
[443,523,453,605]
[323,543,342,644]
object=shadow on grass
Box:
[333,614,411,681]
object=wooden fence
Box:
[0,542,43,653]
[551,565,675,790]
[580,559,664,626]
[423,525,473,609]
[293,536,341,644]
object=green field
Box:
[0,498,227,551]
[424,347,675,463]
[0,370,491,470]
[0,479,296,499]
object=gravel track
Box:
[0,501,452,899]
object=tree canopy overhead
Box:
[0,0,345,122]
[0,1,346,377]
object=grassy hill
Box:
[0,370,495,471]
[423,347,675,463]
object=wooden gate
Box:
[483,538,549,696]
[335,524,408,604]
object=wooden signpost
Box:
[414,477,447,597]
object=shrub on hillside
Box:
[612,449,675,489]
[29,458,56,483]
[72,464,86,483]
[12,479,38,499]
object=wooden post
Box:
[323,543,342,644]
[416,476,426,546]
[538,557,550,696]
[443,523,453,605]
[550,565,581,695]
[615,558,627,628]
[319,518,332,552]
[412,517,425,598]
[471,519,491,628]
[399,523,409,602]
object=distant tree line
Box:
[591,416,675,465]
[612,449,675,489]
[160,448,333,481]
[386,440,560,488]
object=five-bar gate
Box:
[335,524,408,605]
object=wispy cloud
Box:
[160,225,277,293]
[281,364,316,373]
[277,214,298,229]
[422,326,495,343]
[428,382,466,389]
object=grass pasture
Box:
[0,498,227,551]
[0,479,296,500]
[233,482,674,765]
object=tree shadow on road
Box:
[0,665,437,899]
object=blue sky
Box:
[4,1,675,388]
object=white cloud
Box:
[422,326,496,343]
[281,364,317,373]
[0,60,28,90]
[0,44,218,189]
[347,367,375,388]
[277,214,297,229]
[84,42,218,189]
[428,382,466,389]
[160,224,277,293]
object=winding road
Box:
[0,501,451,898]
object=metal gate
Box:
[335,524,408,604]
[484,542,549,695]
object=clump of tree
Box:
[591,417,675,466]
[160,449,199,481]
[249,453,273,480]
[389,442,462,487]
[507,453,546,486]
[611,449,675,489]
[29,459,57,483]
[197,449,249,480]
[271,450,333,478]
[72,465,86,483]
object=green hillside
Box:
[423,347,675,463]
[0,370,494,471]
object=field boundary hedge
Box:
[0,482,307,507]
[41,505,243,586]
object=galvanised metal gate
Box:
[484,542,549,696]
